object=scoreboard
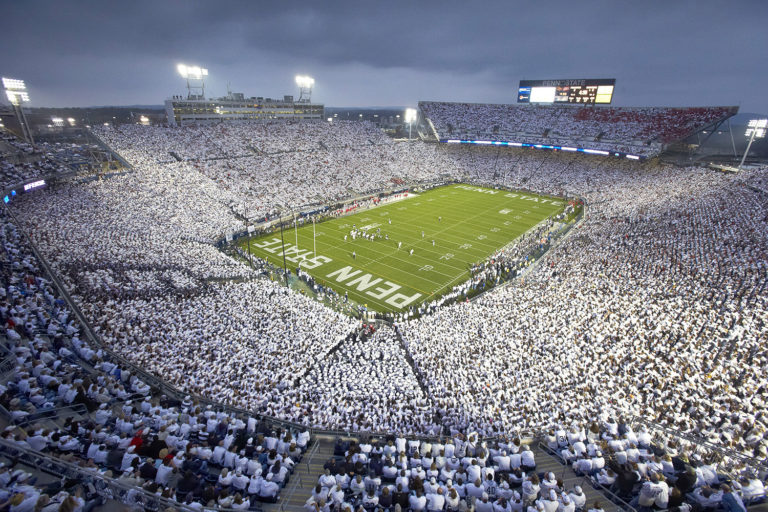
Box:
[517,79,615,104]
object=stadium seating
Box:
[0,207,310,509]
[419,102,737,157]
[310,425,764,512]
[0,118,766,509]
[0,133,80,189]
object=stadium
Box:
[0,4,767,512]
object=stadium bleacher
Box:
[419,102,738,157]
[0,115,766,511]
[0,133,82,190]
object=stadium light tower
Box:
[295,75,314,103]
[404,108,418,141]
[177,63,208,100]
[739,119,767,170]
[2,77,34,145]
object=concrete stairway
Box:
[531,443,626,512]
[267,436,340,512]
[269,438,629,512]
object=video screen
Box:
[518,79,615,104]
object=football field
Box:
[242,184,564,313]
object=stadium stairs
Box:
[390,323,430,396]
[533,443,626,512]
[280,437,626,512]
[272,436,338,512]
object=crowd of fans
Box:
[547,422,766,510]
[94,122,460,220]
[84,280,357,409]
[571,107,736,144]
[400,157,768,453]
[0,206,311,509]
[277,324,439,435]
[309,434,540,512]
[309,421,765,512]
[2,119,766,506]
[419,102,736,157]
[94,121,392,163]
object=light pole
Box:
[295,75,314,103]
[177,64,208,99]
[405,108,418,141]
[739,119,766,170]
[2,78,34,145]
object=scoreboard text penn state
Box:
[518,79,615,104]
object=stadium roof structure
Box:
[164,95,324,126]
[419,101,739,160]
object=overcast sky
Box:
[1,0,766,112]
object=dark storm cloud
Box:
[1,0,766,111]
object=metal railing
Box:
[0,336,17,380]
[629,416,768,472]
[0,353,16,380]
[587,475,638,512]
[12,403,88,428]
[0,437,201,512]
[307,428,537,448]
[537,440,638,512]
[84,127,135,172]
[0,436,271,512]
[279,439,319,512]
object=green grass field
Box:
[242,184,564,313]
